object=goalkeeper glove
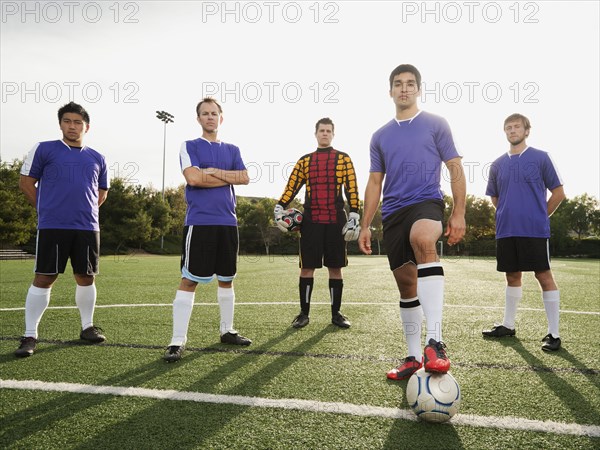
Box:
[273,204,288,232]
[342,212,361,241]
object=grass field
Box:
[1,254,599,449]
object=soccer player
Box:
[483,113,565,351]
[358,64,466,380]
[163,97,251,362]
[15,102,109,357]
[274,118,361,329]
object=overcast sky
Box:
[2,1,599,202]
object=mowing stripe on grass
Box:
[1,378,599,438]
[1,302,598,315]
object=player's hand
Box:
[273,204,288,233]
[342,212,361,241]
[358,227,372,255]
[444,212,466,246]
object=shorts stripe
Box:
[182,266,214,284]
[183,225,193,270]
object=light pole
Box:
[156,110,174,250]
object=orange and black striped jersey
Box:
[277,147,360,224]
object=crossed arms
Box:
[183,167,249,187]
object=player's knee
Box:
[179,278,198,290]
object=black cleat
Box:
[163,345,184,362]
[482,324,516,338]
[541,334,561,351]
[332,312,351,328]
[15,336,37,357]
[220,331,252,346]
[291,313,309,329]
[80,326,106,343]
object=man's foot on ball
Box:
[424,338,450,374]
[291,313,309,329]
[482,324,516,338]
[386,356,422,380]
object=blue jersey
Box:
[180,138,246,226]
[369,111,460,218]
[21,140,109,231]
[486,147,562,239]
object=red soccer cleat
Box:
[423,338,450,374]
[386,356,422,380]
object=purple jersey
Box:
[486,147,563,239]
[369,111,460,218]
[180,138,246,226]
[21,140,109,231]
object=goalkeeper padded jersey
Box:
[277,147,360,224]
[369,111,460,219]
[180,137,246,227]
[486,147,563,239]
[21,140,109,231]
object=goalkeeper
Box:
[274,117,361,329]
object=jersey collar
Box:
[395,110,422,126]
[60,140,86,151]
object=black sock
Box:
[329,279,343,315]
[299,277,314,315]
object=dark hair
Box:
[315,117,334,133]
[504,113,531,131]
[58,102,90,123]
[389,64,422,90]
[196,97,223,116]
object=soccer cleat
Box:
[386,356,422,380]
[163,345,184,362]
[15,336,37,357]
[220,331,252,346]
[291,313,309,329]
[541,334,561,352]
[331,312,351,328]
[424,338,450,374]
[80,326,106,343]
[482,324,516,337]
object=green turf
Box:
[1,256,599,449]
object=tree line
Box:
[1,159,599,257]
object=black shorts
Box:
[496,237,551,272]
[299,211,347,269]
[35,229,100,275]
[181,225,238,283]
[382,200,444,271]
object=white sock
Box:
[169,290,195,346]
[400,297,423,360]
[218,286,235,335]
[76,284,97,330]
[417,262,444,344]
[543,290,560,338]
[24,285,51,338]
[502,286,522,329]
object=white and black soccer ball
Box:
[406,368,461,423]
[281,208,303,232]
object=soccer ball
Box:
[406,368,461,423]
[281,208,303,232]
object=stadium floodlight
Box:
[155,110,175,249]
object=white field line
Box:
[1,302,599,315]
[1,379,599,438]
